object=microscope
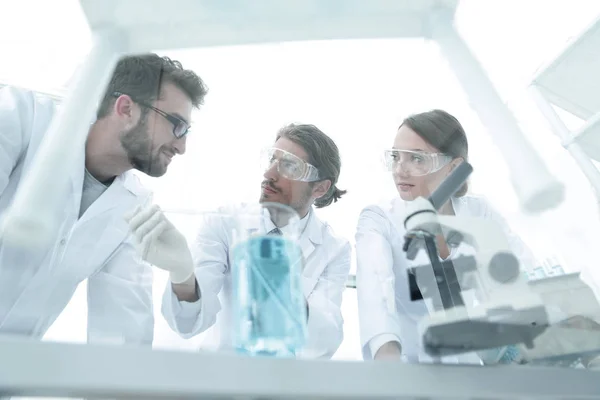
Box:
[402,162,549,358]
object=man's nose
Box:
[263,161,279,180]
[173,136,187,155]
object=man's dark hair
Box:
[96,53,208,119]
[276,123,346,208]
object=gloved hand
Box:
[125,204,195,284]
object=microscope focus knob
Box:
[488,252,520,283]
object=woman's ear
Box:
[449,157,465,171]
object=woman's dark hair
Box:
[401,109,469,196]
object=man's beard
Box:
[120,117,167,177]
[259,180,313,215]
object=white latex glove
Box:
[125,204,194,284]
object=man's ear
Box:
[312,179,332,199]
[114,94,140,129]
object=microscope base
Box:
[421,303,548,357]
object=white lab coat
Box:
[162,204,351,358]
[0,86,154,344]
[355,195,537,362]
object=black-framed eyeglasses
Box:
[112,92,190,138]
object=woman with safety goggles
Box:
[355,109,538,364]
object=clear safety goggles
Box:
[383,149,453,176]
[261,148,321,182]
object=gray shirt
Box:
[79,169,108,217]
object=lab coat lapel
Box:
[298,235,315,264]
[71,172,148,275]
[300,211,325,296]
[298,210,322,264]
[70,142,86,215]
[78,172,146,224]
[388,197,409,234]
[450,196,465,216]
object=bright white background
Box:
[1,0,600,360]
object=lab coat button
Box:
[60,239,66,245]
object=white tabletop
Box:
[0,336,598,399]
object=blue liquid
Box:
[231,235,307,357]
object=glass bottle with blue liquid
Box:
[231,202,307,357]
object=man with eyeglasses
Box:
[127,123,351,358]
[0,54,207,345]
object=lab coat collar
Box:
[71,141,87,213]
[304,208,323,245]
[120,171,148,197]
[262,207,323,245]
[77,171,149,225]
[450,196,467,216]
[264,208,309,236]
[297,208,326,264]
[262,207,323,261]
[389,195,468,217]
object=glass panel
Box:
[2,0,600,398]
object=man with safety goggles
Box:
[261,147,321,182]
[129,123,351,358]
[259,146,326,215]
